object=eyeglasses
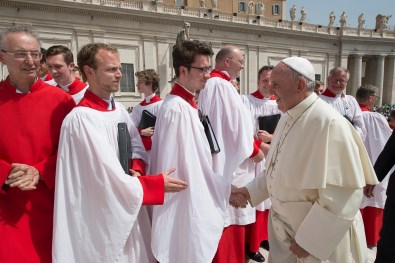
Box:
[330,79,348,85]
[190,66,212,74]
[227,57,244,65]
[371,95,380,99]
[1,49,42,60]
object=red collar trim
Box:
[1,77,43,93]
[170,83,197,109]
[68,78,87,95]
[44,73,53,81]
[210,69,231,82]
[77,90,115,112]
[140,94,162,106]
[358,104,370,112]
[321,88,345,98]
[251,90,264,99]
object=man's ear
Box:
[297,77,308,92]
[83,65,93,79]
[0,53,6,65]
[179,65,188,77]
[68,61,75,70]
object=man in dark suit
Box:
[374,129,395,262]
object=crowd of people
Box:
[1,23,394,263]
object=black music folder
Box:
[117,123,132,175]
[199,110,220,155]
[258,114,281,134]
[138,110,157,129]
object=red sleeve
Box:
[138,130,152,151]
[254,138,262,148]
[249,141,260,158]
[131,158,146,176]
[0,159,12,193]
[138,174,165,205]
[33,153,57,190]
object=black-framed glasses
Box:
[190,66,212,74]
[1,49,42,60]
[330,79,348,85]
[371,95,380,99]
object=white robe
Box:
[149,95,229,263]
[246,93,378,263]
[198,74,255,227]
[360,111,393,209]
[319,93,366,140]
[241,94,281,211]
[53,103,154,263]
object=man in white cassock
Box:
[231,57,378,263]
[53,43,187,263]
[149,40,230,263]
[242,65,281,262]
[319,66,366,140]
[198,45,264,263]
[356,84,393,248]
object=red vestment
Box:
[0,78,75,263]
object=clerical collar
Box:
[77,89,116,112]
[251,90,275,100]
[358,103,370,112]
[287,92,318,119]
[210,69,231,82]
[170,82,196,108]
[145,93,156,103]
[321,88,345,98]
[140,93,162,106]
[6,76,40,94]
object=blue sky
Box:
[285,1,395,29]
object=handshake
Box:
[229,185,251,208]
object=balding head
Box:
[215,45,244,79]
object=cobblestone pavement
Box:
[246,247,377,262]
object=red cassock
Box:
[0,78,75,263]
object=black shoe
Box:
[260,240,270,251]
[246,251,265,262]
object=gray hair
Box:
[356,84,378,103]
[328,66,350,79]
[0,24,40,49]
[287,65,315,92]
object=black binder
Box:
[117,123,132,175]
[138,110,157,129]
[258,114,281,134]
[199,110,220,155]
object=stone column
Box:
[375,55,385,105]
[348,54,362,96]
[246,46,258,95]
[383,55,395,105]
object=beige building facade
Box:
[1,0,394,107]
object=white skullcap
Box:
[281,57,315,81]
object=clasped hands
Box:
[5,163,40,191]
[229,185,250,208]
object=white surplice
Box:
[53,103,154,263]
[360,111,393,209]
[241,94,281,211]
[149,95,229,263]
[199,74,255,227]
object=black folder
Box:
[258,114,281,134]
[138,110,157,129]
[199,110,220,155]
[118,123,132,175]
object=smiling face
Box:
[327,69,349,95]
[84,49,122,99]
[257,69,273,97]
[0,32,40,88]
[270,63,305,112]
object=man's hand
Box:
[6,163,40,191]
[290,240,309,258]
[229,186,250,208]
[252,149,264,163]
[260,142,270,156]
[257,130,273,143]
[140,127,154,137]
[129,169,142,177]
[363,184,375,198]
[163,168,188,192]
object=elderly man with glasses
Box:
[0,24,75,263]
[319,66,366,140]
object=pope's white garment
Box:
[53,103,153,263]
[198,73,255,227]
[246,93,378,263]
[360,111,393,209]
[320,93,366,140]
[149,94,229,263]
[241,94,281,211]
